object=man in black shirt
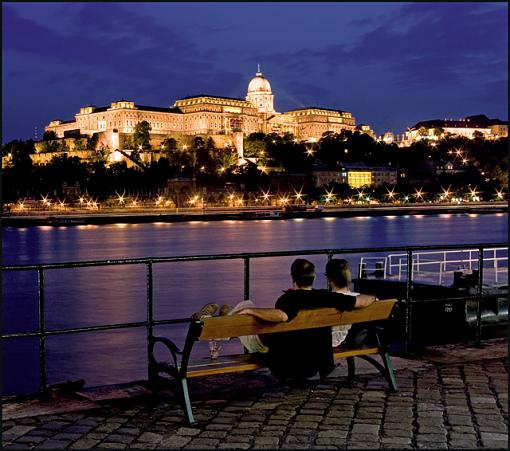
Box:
[238,258,377,381]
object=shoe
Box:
[219,304,232,316]
[191,303,218,321]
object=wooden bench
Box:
[148,299,398,424]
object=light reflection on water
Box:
[2,213,507,394]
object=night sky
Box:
[3,2,508,142]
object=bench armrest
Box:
[149,336,183,364]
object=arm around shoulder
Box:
[354,294,377,309]
[237,307,289,323]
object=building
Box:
[405,114,508,143]
[339,164,398,188]
[43,68,356,160]
[356,124,375,138]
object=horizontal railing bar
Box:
[408,295,506,304]
[3,293,505,340]
[2,317,191,339]
[2,243,506,271]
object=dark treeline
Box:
[2,131,507,203]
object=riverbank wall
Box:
[2,202,507,227]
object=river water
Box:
[3,213,507,395]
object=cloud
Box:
[248,3,507,90]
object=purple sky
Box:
[2,2,508,142]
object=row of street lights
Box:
[9,186,506,213]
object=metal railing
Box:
[2,242,507,396]
[360,247,507,285]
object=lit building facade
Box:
[405,114,507,143]
[43,68,356,156]
[340,164,398,188]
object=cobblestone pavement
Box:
[2,340,508,449]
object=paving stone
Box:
[223,435,252,443]
[176,427,201,436]
[285,434,314,444]
[417,425,446,434]
[346,441,380,449]
[62,425,94,434]
[103,433,136,444]
[449,425,477,433]
[315,438,346,447]
[35,439,72,449]
[217,443,250,449]
[293,421,320,428]
[416,433,449,442]
[381,436,412,444]
[50,432,83,441]
[350,424,380,434]
[480,432,508,441]
[187,437,221,447]
[92,423,121,433]
[101,443,128,449]
[253,436,281,446]
[116,426,140,435]
[69,438,101,448]
[480,439,509,449]
[448,439,480,448]
[4,425,37,437]
[199,430,228,439]
[448,432,477,441]
[160,435,193,448]
[13,435,47,444]
[317,430,349,439]
[137,431,163,443]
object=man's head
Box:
[325,259,352,290]
[290,258,316,288]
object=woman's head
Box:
[325,259,352,290]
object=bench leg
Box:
[180,378,196,425]
[358,355,398,392]
[380,351,398,392]
[347,357,355,386]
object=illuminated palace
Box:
[44,67,356,157]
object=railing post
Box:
[327,253,334,289]
[243,258,250,300]
[404,250,414,354]
[146,262,154,381]
[37,269,47,395]
[475,247,484,347]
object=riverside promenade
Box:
[2,338,507,450]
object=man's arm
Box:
[237,307,288,323]
[354,294,377,309]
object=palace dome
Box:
[247,68,272,93]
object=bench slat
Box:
[199,299,396,340]
[187,354,264,378]
[185,347,381,378]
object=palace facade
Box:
[44,68,356,156]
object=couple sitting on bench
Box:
[193,258,378,382]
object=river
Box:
[3,213,507,395]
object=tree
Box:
[133,121,152,150]
[87,133,99,151]
[244,133,266,158]
[74,138,87,151]
[217,147,238,173]
[433,127,445,138]
[120,134,133,150]
[418,127,429,137]
[472,130,485,140]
